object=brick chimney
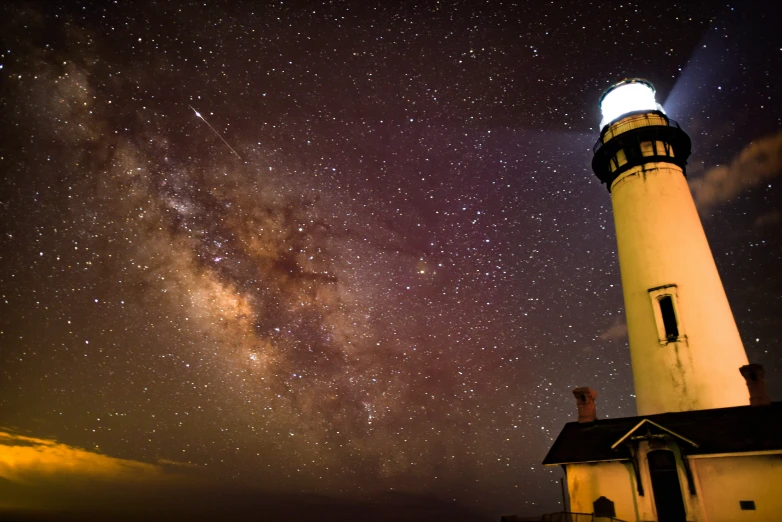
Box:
[740,364,770,407]
[573,387,598,423]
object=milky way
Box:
[1,2,780,519]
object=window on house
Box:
[658,296,679,341]
[739,501,756,511]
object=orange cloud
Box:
[0,430,165,485]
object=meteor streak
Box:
[189,104,243,160]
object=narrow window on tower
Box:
[658,296,679,341]
[649,285,684,344]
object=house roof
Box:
[542,402,782,465]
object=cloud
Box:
[0,431,481,522]
[598,317,628,341]
[753,209,781,229]
[0,430,168,485]
[0,429,189,519]
[691,131,782,211]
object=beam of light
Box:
[189,104,243,161]
[663,31,736,124]
[663,5,757,122]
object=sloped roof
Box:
[542,402,782,465]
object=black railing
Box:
[594,115,681,154]
[540,512,627,522]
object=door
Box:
[648,450,687,522]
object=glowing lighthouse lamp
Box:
[598,79,664,128]
[592,79,750,416]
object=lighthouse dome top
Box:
[599,78,665,129]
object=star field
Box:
[0,1,780,520]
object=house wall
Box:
[566,452,782,522]
[691,454,782,522]
[565,441,708,522]
[566,461,655,521]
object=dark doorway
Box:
[648,450,687,522]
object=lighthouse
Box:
[592,79,749,415]
[540,79,780,522]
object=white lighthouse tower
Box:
[541,80,779,522]
[592,79,749,415]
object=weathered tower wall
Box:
[592,83,750,415]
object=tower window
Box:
[614,149,627,169]
[657,140,674,157]
[658,296,679,341]
[648,285,684,344]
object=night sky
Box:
[1,1,780,520]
